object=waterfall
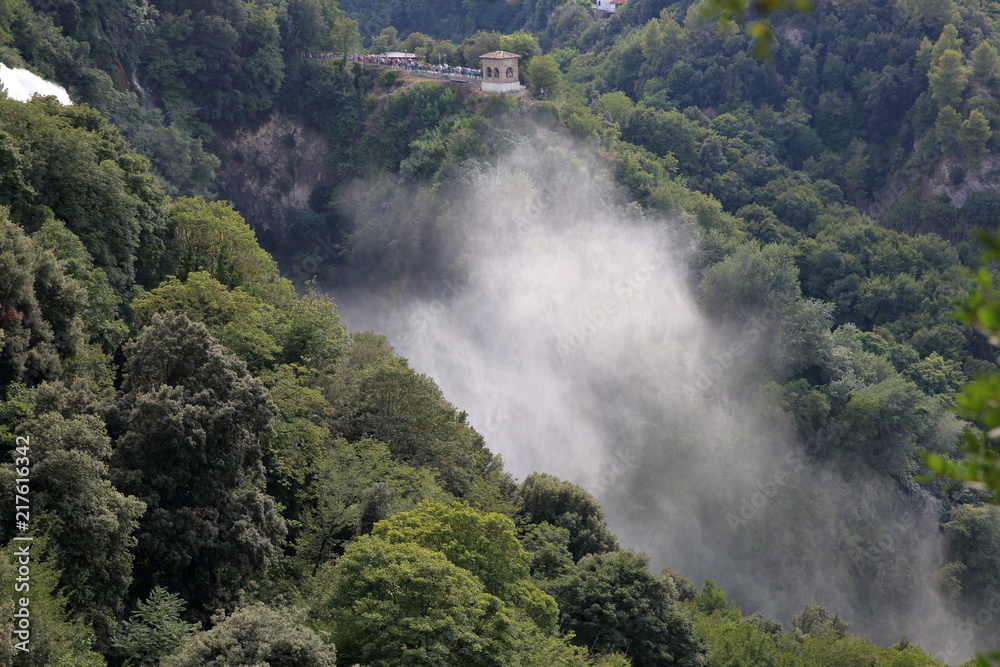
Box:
[0,63,72,105]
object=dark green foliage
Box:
[294,437,439,570]
[0,97,169,295]
[516,472,618,561]
[109,312,285,618]
[0,213,83,386]
[338,0,523,43]
[140,0,286,133]
[2,409,145,644]
[552,549,707,667]
[522,521,575,581]
[327,336,487,495]
[360,82,462,172]
[6,1,1000,664]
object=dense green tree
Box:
[0,215,69,385]
[0,549,106,667]
[516,472,618,561]
[168,197,285,296]
[971,40,1000,90]
[133,271,281,368]
[109,312,285,618]
[936,105,962,155]
[371,26,401,54]
[139,2,285,131]
[792,603,850,639]
[521,521,575,581]
[552,549,707,667]
[112,587,196,666]
[700,243,800,320]
[0,410,145,644]
[930,24,963,65]
[928,49,968,109]
[500,31,541,73]
[958,108,992,166]
[526,54,563,98]
[312,536,523,667]
[330,350,484,495]
[32,218,125,353]
[295,437,439,570]
[0,97,169,294]
[163,603,336,667]
[372,499,559,630]
[461,30,502,65]
[330,15,360,61]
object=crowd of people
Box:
[299,52,342,61]
[299,51,482,78]
[350,53,482,78]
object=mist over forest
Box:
[338,132,967,657]
[2,0,1000,666]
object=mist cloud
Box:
[337,129,973,663]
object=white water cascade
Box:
[0,63,71,105]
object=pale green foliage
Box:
[163,603,335,667]
[259,364,331,484]
[929,49,968,109]
[500,31,541,61]
[330,15,360,59]
[600,91,636,127]
[169,197,285,299]
[372,499,559,630]
[313,536,522,667]
[113,587,195,666]
[296,438,441,569]
[526,55,563,98]
[133,271,281,367]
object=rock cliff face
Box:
[925,154,1000,207]
[220,113,331,230]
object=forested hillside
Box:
[1,0,1000,665]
